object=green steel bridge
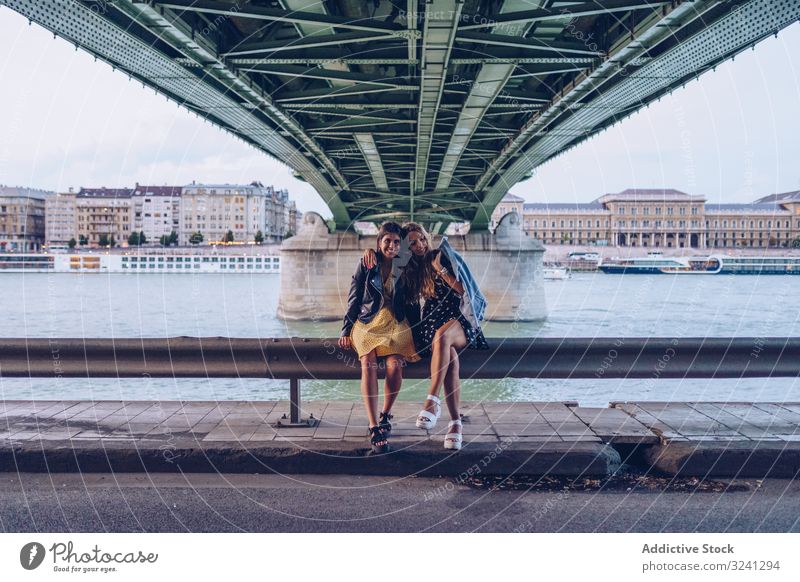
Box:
[3,0,799,232]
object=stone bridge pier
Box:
[277,212,546,322]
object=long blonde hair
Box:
[401,222,436,301]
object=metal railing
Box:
[1,337,798,426]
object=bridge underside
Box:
[3,0,799,231]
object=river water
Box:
[0,272,797,406]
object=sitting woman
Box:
[408,231,488,451]
[339,221,419,453]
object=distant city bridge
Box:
[3,0,799,232]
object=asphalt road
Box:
[1,473,799,533]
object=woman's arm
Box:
[340,261,368,345]
[431,251,464,295]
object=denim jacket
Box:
[437,237,487,331]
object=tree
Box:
[128,232,140,246]
[254,230,264,244]
[68,238,77,249]
[139,231,147,245]
[79,234,88,246]
[189,231,204,245]
[98,234,110,248]
[284,230,295,239]
[168,231,179,246]
[109,235,116,248]
[224,230,234,243]
[792,237,800,249]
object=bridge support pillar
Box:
[277,211,547,322]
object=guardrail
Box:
[1,337,797,426]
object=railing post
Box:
[275,377,318,428]
[290,378,301,425]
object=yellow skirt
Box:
[350,307,421,362]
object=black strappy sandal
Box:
[369,425,390,454]
[379,411,393,436]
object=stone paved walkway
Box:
[3,400,800,478]
[3,400,799,446]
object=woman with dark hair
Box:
[339,221,419,453]
[363,223,488,450]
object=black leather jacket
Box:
[341,255,406,337]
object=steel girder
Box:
[2,0,798,231]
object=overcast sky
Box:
[1,10,799,217]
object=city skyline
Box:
[1,12,799,218]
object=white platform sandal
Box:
[444,419,463,450]
[415,394,441,429]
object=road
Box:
[1,473,799,533]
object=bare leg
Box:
[443,346,461,434]
[422,320,467,419]
[382,355,404,416]
[360,352,379,428]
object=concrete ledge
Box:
[643,442,800,478]
[0,438,621,478]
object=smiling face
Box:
[379,232,402,259]
[407,230,428,257]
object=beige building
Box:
[180,182,295,245]
[492,189,800,249]
[0,186,51,251]
[45,190,77,245]
[75,188,134,247]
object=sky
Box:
[1,9,799,217]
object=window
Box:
[691,207,698,215]
[667,207,674,215]
[619,207,625,214]
[643,207,649,215]
[679,207,686,215]
[655,207,662,215]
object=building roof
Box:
[523,202,605,211]
[705,203,790,213]
[77,187,134,198]
[0,185,54,200]
[133,185,182,196]
[499,193,525,203]
[595,188,705,202]
[753,190,800,204]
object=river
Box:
[0,271,797,406]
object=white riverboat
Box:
[599,253,800,275]
[598,252,687,274]
[0,252,281,274]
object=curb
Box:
[0,439,621,478]
[643,442,800,478]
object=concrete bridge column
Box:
[277,211,547,322]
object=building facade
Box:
[492,189,800,249]
[179,182,295,245]
[132,184,181,243]
[45,190,77,245]
[0,186,51,251]
[75,188,135,247]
